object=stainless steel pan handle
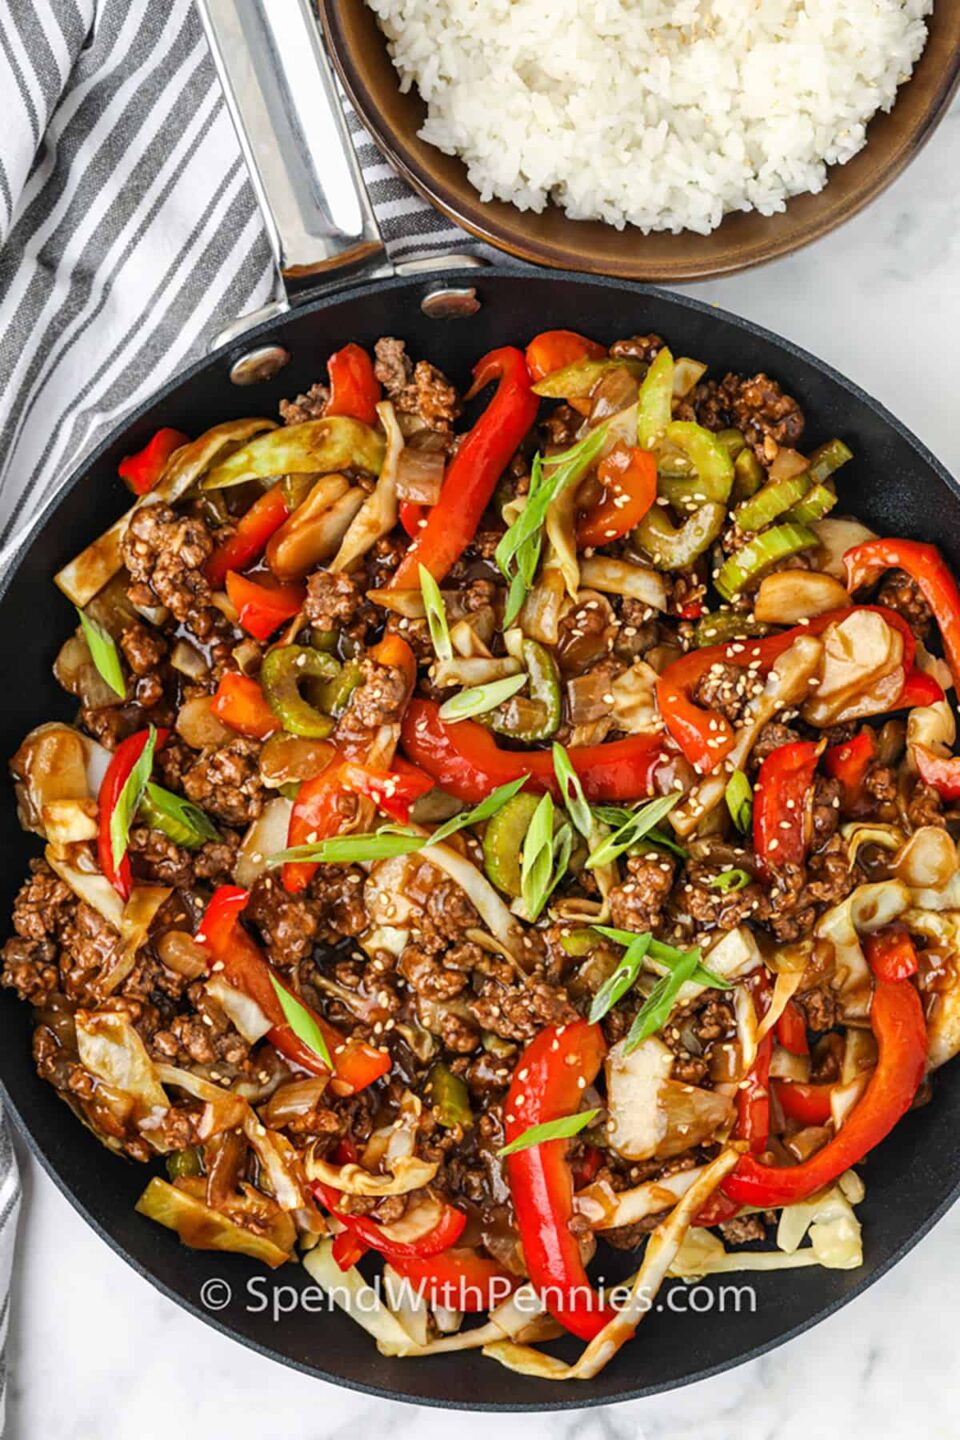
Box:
[196,0,389,294]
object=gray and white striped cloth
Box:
[0,0,477,1425]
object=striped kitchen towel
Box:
[0,0,480,555]
[0,0,480,1426]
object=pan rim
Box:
[3,266,959,1409]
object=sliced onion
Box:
[517,561,568,646]
[894,826,958,890]
[576,1166,704,1230]
[259,734,335,789]
[305,1153,438,1196]
[206,972,273,1042]
[44,846,124,930]
[754,571,850,624]
[262,1077,330,1127]
[811,517,878,580]
[802,612,903,728]
[566,670,614,725]
[171,639,209,680]
[156,929,209,979]
[609,661,660,734]
[396,446,444,505]
[672,357,708,398]
[433,656,522,689]
[12,723,109,835]
[578,557,668,609]
[449,610,496,659]
[42,798,98,848]
[366,588,426,619]
[76,1008,168,1114]
[236,796,293,887]
[176,695,234,749]
[418,840,527,962]
[331,400,404,572]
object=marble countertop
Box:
[6,95,960,1440]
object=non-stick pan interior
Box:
[2,269,959,1408]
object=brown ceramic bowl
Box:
[320,1,960,282]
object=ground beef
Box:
[308,866,368,939]
[78,701,154,751]
[0,863,123,1006]
[556,596,616,675]
[540,404,582,450]
[810,774,842,849]
[609,334,664,363]
[374,337,460,433]
[765,835,858,942]
[1,938,58,1005]
[334,659,409,749]
[679,859,766,930]
[663,995,736,1085]
[797,986,838,1034]
[423,879,482,943]
[876,569,933,641]
[717,373,805,458]
[691,661,762,726]
[462,1050,514,1097]
[399,941,470,1001]
[120,621,167,676]
[864,761,899,809]
[150,979,250,1068]
[608,854,675,933]
[907,781,946,830]
[719,1214,768,1245]
[279,381,329,425]
[468,978,577,1043]
[246,876,319,969]
[751,721,801,767]
[303,569,369,634]
[121,505,217,638]
[181,737,265,827]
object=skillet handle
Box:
[196,0,388,293]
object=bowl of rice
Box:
[319,0,960,280]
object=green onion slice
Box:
[437,672,527,722]
[497,1109,600,1158]
[725,769,753,834]
[624,949,702,1052]
[76,607,126,699]
[708,867,752,893]
[585,793,680,869]
[139,783,219,849]
[269,976,332,1069]
[418,564,452,663]
[588,933,652,1023]
[552,743,593,841]
[109,726,159,871]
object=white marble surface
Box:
[6,95,960,1440]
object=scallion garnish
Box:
[708,867,752,893]
[269,975,332,1068]
[588,932,652,1023]
[496,423,611,627]
[109,726,158,871]
[267,778,527,868]
[437,672,527,722]
[497,1109,600,1158]
[139,783,219,849]
[76,606,125,699]
[725,769,753,834]
[419,564,452,663]
[552,742,593,841]
[520,793,573,922]
[592,926,730,992]
[585,793,680,869]
[624,948,702,1052]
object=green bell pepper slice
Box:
[483,792,542,897]
[637,346,674,450]
[634,500,726,571]
[489,639,561,744]
[260,645,340,737]
[714,522,818,601]
[426,1062,473,1129]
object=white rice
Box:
[366,0,933,235]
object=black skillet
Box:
[1,0,958,1413]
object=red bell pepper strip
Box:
[576,443,657,549]
[205,486,290,588]
[864,924,919,982]
[340,759,434,825]
[331,1230,368,1271]
[504,1020,616,1341]
[772,1079,834,1127]
[367,631,418,698]
[657,606,933,775]
[282,760,347,895]
[824,728,876,813]
[196,887,390,1093]
[118,427,188,495]
[389,1247,519,1312]
[401,698,672,806]
[913,743,960,801]
[325,342,382,426]
[211,672,279,740]
[524,329,606,383]
[97,726,169,899]
[776,999,810,1056]
[722,976,926,1208]
[753,740,821,876]
[845,538,960,691]
[312,1181,466,1261]
[225,571,305,642]
[899,669,944,708]
[678,599,704,621]
[398,500,427,538]
[734,973,773,1153]
[388,347,539,588]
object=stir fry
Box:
[6,327,960,1378]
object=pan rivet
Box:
[229,344,291,386]
[420,286,481,320]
